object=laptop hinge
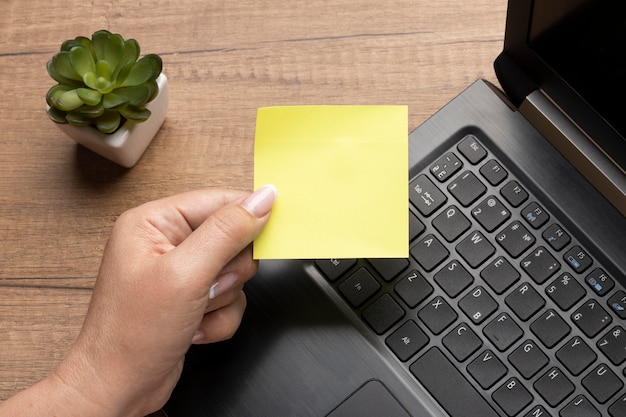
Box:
[520,90,626,217]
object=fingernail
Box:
[240,184,277,218]
[192,330,204,344]
[208,273,239,300]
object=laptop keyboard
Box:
[314,134,626,417]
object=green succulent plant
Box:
[46,30,162,134]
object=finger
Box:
[170,185,276,289]
[192,291,248,344]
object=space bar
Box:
[410,347,499,417]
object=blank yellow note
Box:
[254,105,408,259]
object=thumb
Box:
[171,185,277,283]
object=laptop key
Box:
[472,195,510,232]
[607,291,626,319]
[521,246,560,284]
[582,364,624,404]
[410,234,449,272]
[609,394,626,417]
[480,159,508,186]
[492,377,533,417]
[500,180,528,207]
[523,406,548,417]
[362,293,404,335]
[443,322,482,361]
[458,286,498,325]
[368,258,410,282]
[482,312,523,352]
[481,256,520,295]
[434,260,473,298]
[338,268,380,308]
[508,340,549,379]
[385,320,429,361]
[530,309,571,348]
[467,349,508,389]
[315,258,357,282]
[410,347,499,417]
[448,170,486,207]
[418,296,457,335]
[556,336,597,376]
[521,201,550,229]
[542,223,571,251]
[585,268,614,296]
[597,326,626,366]
[564,245,593,273]
[430,152,463,182]
[409,175,447,216]
[457,134,487,164]
[560,395,601,417]
[456,231,495,268]
[495,221,535,258]
[505,283,545,321]
[394,270,433,308]
[533,367,574,407]
[432,205,471,242]
[572,299,612,338]
[545,273,586,311]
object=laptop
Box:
[164,0,626,416]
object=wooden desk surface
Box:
[0,0,507,409]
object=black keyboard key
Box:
[483,313,523,352]
[508,340,549,379]
[521,246,560,284]
[467,350,507,390]
[385,320,429,361]
[609,394,626,417]
[434,260,473,298]
[542,223,571,251]
[582,364,624,404]
[572,299,612,338]
[456,231,495,268]
[481,256,520,295]
[480,159,508,185]
[448,171,486,207]
[586,268,614,296]
[410,347,499,417]
[430,152,463,182]
[561,395,601,417]
[362,294,404,334]
[506,283,545,321]
[546,273,586,311]
[418,296,457,335]
[459,286,498,325]
[531,309,571,348]
[523,406,548,417]
[410,234,449,272]
[409,210,425,241]
[368,258,409,282]
[409,175,447,216]
[521,202,550,229]
[338,268,380,308]
[500,180,528,207]
[495,221,535,258]
[394,270,433,308]
[534,367,574,407]
[492,377,533,417]
[598,326,626,365]
[564,245,593,273]
[315,258,356,282]
[472,196,510,232]
[556,336,597,376]
[607,291,626,319]
[457,134,487,164]
[443,323,482,362]
[432,205,471,242]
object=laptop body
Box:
[164,1,626,416]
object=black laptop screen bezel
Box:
[497,0,626,172]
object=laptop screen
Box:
[500,0,626,174]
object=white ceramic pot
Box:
[51,73,169,168]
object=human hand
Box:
[0,186,275,417]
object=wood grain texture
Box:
[0,0,507,410]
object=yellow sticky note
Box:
[254,105,408,259]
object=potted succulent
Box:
[46,30,168,167]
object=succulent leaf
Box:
[48,52,83,83]
[65,111,93,126]
[112,39,140,86]
[96,111,122,133]
[120,54,162,87]
[76,88,102,106]
[119,105,151,122]
[114,84,152,106]
[47,106,68,124]
[102,33,125,70]
[56,89,85,111]
[102,92,129,110]
[69,45,96,77]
